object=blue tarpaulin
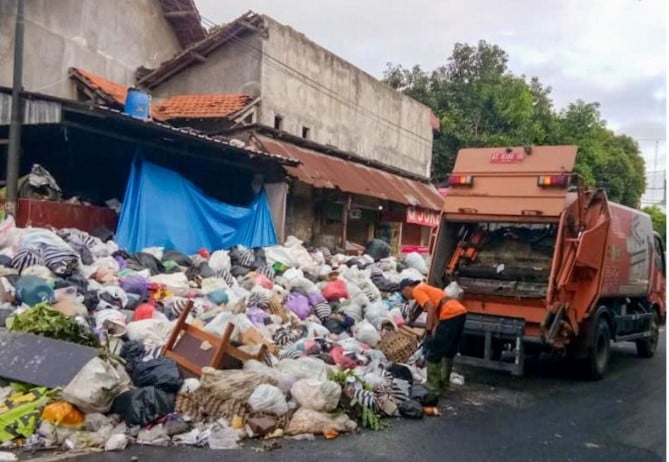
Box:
[116,157,277,254]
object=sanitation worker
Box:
[400,279,467,396]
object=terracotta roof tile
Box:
[154,94,252,120]
[70,68,128,106]
[69,68,252,121]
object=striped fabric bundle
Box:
[42,245,79,276]
[312,300,332,321]
[11,248,43,273]
[273,328,300,346]
[353,388,379,412]
[258,265,276,281]
[247,288,271,309]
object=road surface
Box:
[29,333,666,462]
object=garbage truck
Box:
[428,145,666,379]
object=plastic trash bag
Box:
[322,280,349,301]
[131,358,183,393]
[41,402,85,428]
[137,424,170,447]
[277,357,330,381]
[353,319,381,347]
[398,400,424,419]
[111,386,175,427]
[285,293,311,320]
[444,281,464,300]
[287,408,357,435]
[364,239,391,261]
[247,384,288,416]
[104,433,130,451]
[149,273,189,297]
[364,301,389,326]
[409,384,439,407]
[404,252,429,275]
[290,379,341,412]
[61,357,131,414]
[207,424,240,450]
[208,250,231,273]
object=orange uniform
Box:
[411,283,467,320]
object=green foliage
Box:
[6,304,100,348]
[383,41,646,208]
[643,206,666,243]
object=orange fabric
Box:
[411,283,467,320]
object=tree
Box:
[643,206,666,243]
[383,41,647,208]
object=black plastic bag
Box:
[364,239,391,262]
[112,386,175,426]
[126,253,165,276]
[410,384,439,407]
[387,364,414,384]
[162,250,193,267]
[120,340,146,374]
[131,357,182,393]
[398,400,424,419]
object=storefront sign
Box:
[406,207,440,227]
[490,150,525,163]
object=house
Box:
[135,11,444,251]
[0,0,205,99]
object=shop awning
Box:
[258,136,444,211]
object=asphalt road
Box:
[31,333,666,462]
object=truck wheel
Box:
[585,317,610,380]
[636,313,659,358]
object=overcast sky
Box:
[196,0,666,204]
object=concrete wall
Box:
[0,0,180,99]
[153,33,264,98]
[258,16,434,178]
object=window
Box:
[274,115,283,130]
[302,126,311,139]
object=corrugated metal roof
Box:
[0,93,61,125]
[258,136,444,211]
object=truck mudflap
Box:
[456,313,526,376]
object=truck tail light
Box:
[448,175,473,186]
[537,175,569,188]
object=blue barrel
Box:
[124,88,151,120]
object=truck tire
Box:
[636,313,659,358]
[585,317,610,380]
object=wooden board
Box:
[0,329,99,388]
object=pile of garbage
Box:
[0,217,462,454]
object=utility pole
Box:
[5,0,25,217]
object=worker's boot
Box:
[440,358,454,397]
[425,361,442,394]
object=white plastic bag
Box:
[265,246,299,268]
[208,250,231,272]
[277,357,329,381]
[365,301,389,326]
[290,379,341,412]
[404,252,429,275]
[444,281,464,300]
[247,384,288,416]
[149,273,189,297]
[207,424,240,450]
[61,358,131,414]
[353,319,381,347]
[399,268,424,283]
[125,319,176,348]
[287,408,357,435]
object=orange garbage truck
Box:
[428,145,666,379]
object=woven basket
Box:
[378,326,420,363]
